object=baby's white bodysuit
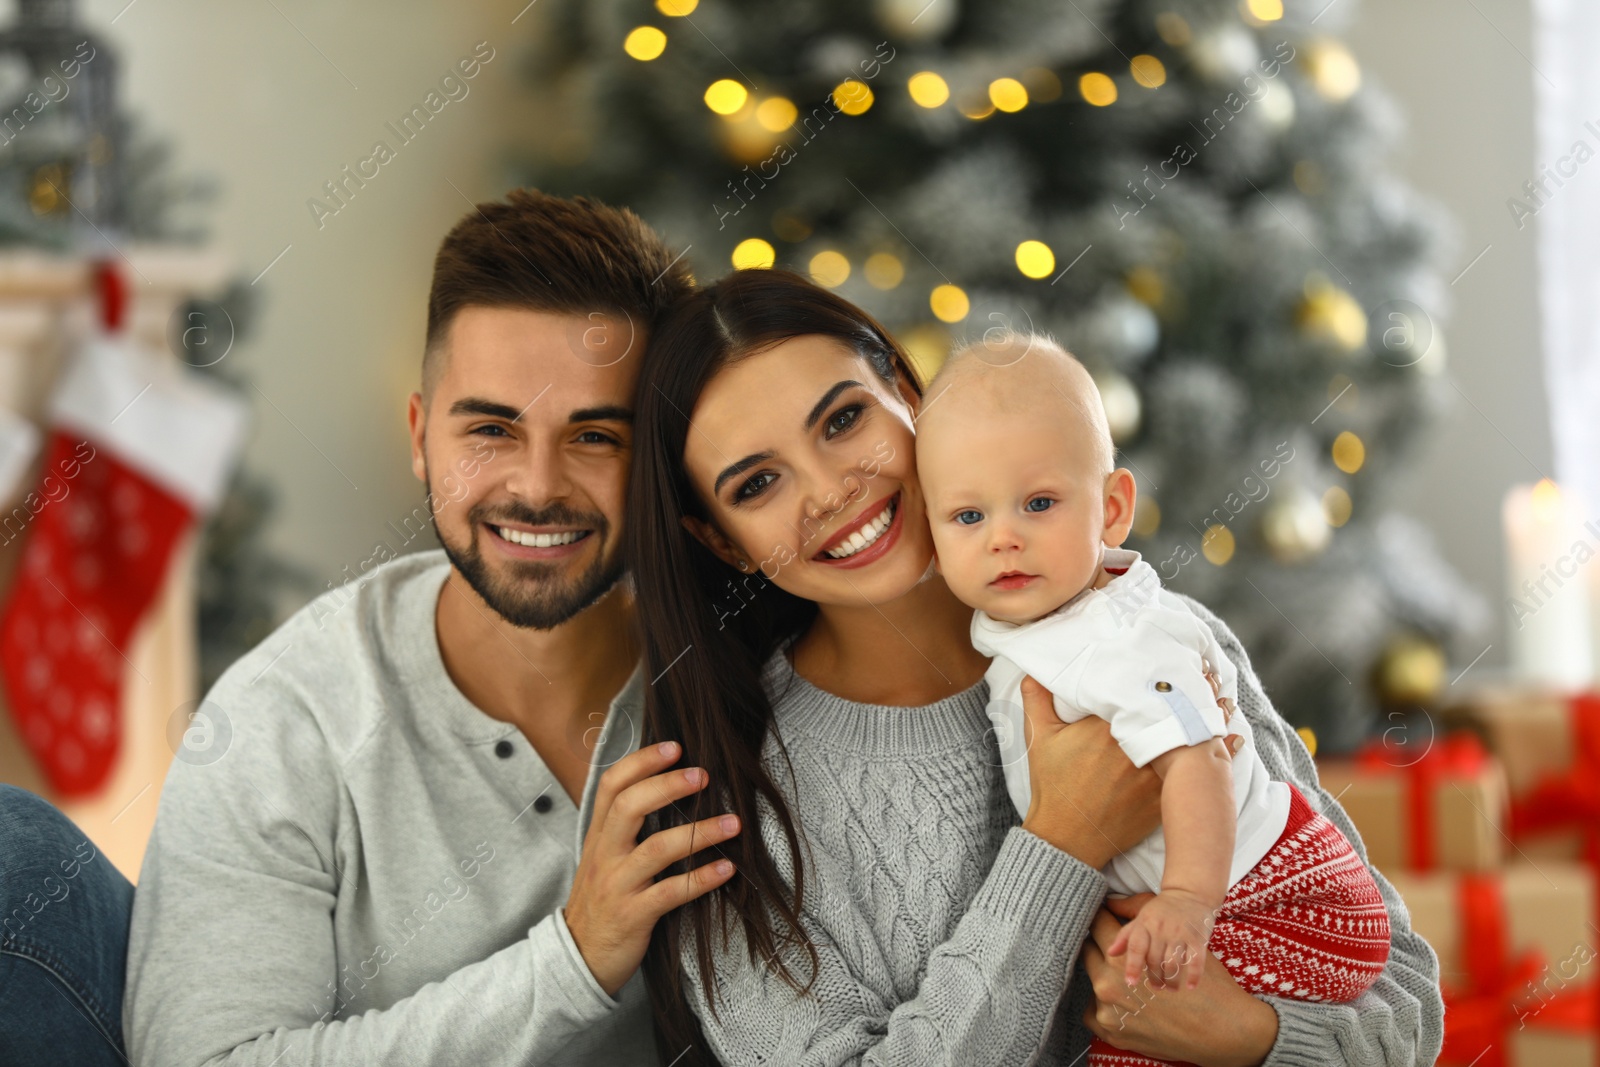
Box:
[971,547,1292,897]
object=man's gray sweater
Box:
[124,550,660,1065]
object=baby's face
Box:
[919,407,1110,625]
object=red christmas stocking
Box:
[0,332,246,797]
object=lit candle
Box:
[1503,480,1595,688]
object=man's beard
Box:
[429,479,624,630]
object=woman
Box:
[626,267,1442,1066]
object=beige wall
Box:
[83,0,540,594]
[1346,0,1546,670]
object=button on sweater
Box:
[683,596,1444,1066]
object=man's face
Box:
[408,306,641,629]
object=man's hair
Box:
[422,188,693,399]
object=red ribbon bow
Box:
[1438,874,1596,1067]
[1508,694,1600,865]
[1356,731,1489,871]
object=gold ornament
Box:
[1296,277,1367,351]
[1202,524,1235,566]
[1131,494,1161,538]
[1373,634,1447,708]
[1261,486,1331,562]
[29,164,68,216]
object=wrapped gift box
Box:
[1316,732,1508,874]
[1443,690,1600,862]
[1387,861,1598,1067]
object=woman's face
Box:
[681,334,935,609]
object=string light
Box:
[756,96,797,131]
[623,26,666,61]
[731,238,775,270]
[865,253,904,289]
[705,79,749,115]
[957,97,996,120]
[1305,41,1361,102]
[809,250,850,287]
[1022,68,1062,102]
[1015,240,1055,279]
[1130,55,1166,88]
[656,0,697,13]
[832,79,874,115]
[771,211,810,242]
[930,284,969,322]
[1079,72,1117,106]
[908,71,949,108]
[1156,12,1191,46]
[1323,486,1353,527]
[989,77,1028,112]
[1332,431,1365,474]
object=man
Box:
[1,189,739,1066]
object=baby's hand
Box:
[1106,888,1217,990]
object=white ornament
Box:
[1189,25,1259,83]
[875,0,958,41]
[1094,371,1143,444]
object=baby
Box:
[915,333,1390,1060]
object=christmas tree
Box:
[520,0,1487,750]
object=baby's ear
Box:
[1102,468,1138,546]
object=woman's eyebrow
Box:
[708,381,864,497]
[804,380,864,431]
[713,450,776,496]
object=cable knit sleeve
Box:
[683,826,1108,1067]
[1177,595,1446,1067]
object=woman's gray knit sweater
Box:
[681,596,1444,1066]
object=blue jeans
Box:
[0,784,132,1066]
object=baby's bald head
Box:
[916,331,1115,479]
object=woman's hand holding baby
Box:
[1083,895,1279,1067]
[1106,887,1217,990]
[1017,674,1164,867]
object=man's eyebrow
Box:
[446,399,634,424]
[449,397,523,420]
[714,450,776,497]
[804,380,864,431]
[569,405,633,425]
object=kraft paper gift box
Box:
[1386,861,1599,1067]
[1443,689,1600,863]
[1316,731,1508,874]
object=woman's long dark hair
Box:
[628,268,924,1064]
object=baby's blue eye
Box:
[954,510,983,526]
[1025,497,1055,513]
